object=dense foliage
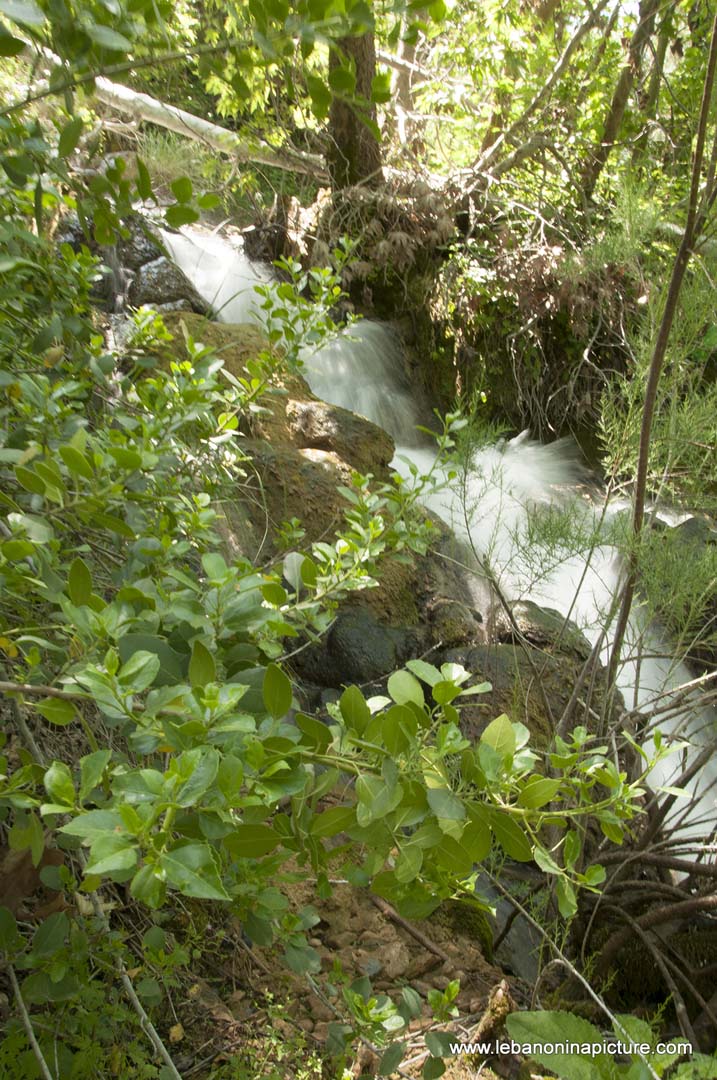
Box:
[2,0,717,1077]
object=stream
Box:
[161,225,717,853]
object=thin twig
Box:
[7,964,56,1080]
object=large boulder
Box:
[127,257,211,315]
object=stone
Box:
[117,217,164,270]
[286,398,394,475]
[495,599,592,660]
[293,606,421,687]
[127,257,211,315]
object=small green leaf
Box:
[263,663,292,719]
[68,557,93,606]
[405,659,441,686]
[188,640,216,688]
[35,697,77,727]
[371,71,392,103]
[135,156,154,201]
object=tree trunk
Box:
[580,0,660,200]
[328,32,383,188]
[92,77,327,178]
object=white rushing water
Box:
[164,226,717,848]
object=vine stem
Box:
[7,964,56,1080]
[607,10,717,685]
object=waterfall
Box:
[164,225,717,849]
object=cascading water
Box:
[164,225,717,848]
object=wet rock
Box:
[117,217,164,270]
[495,599,592,660]
[293,606,421,687]
[127,257,211,315]
[443,640,616,745]
[286,398,394,474]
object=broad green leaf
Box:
[339,684,370,735]
[35,697,77,727]
[284,942,321,974]
[263,663,292,719]
[188,640,216,688]
[170,176,193,203]
[79,749,111,802]
[0,906,19,949]
[173,748,219,807]
[405,659,441,686]
[356,774,403,825]
[310,805,355,837]
[0,0,44,27]
[533,845,561,875]
[506,1011,608,1080]
[517,776,560,809]
[379,1042,406,1076]
[60,809,126,842]
[489,810,532,862]
[387,670,424,708]
[295,712,331,752]
[306,74,332,118]
[165,204,199,228]
[130,865,165,908]
[0,29,25,55]
[58,117,83,158]
[68,557,92,606]
[31,912,68,957]
[59,444,93,478]
[225,823,280,857]
[555,877,578,918]
[117,650,161,692]
[480,714,515,757]
[261,581,287,606]
[85,833,138,876]
[43,761,75,807]
[159,843,229,900]
[9,811,44,866]
[328,63,356,94]
[86,24,132,50]
[426,786,465,822]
